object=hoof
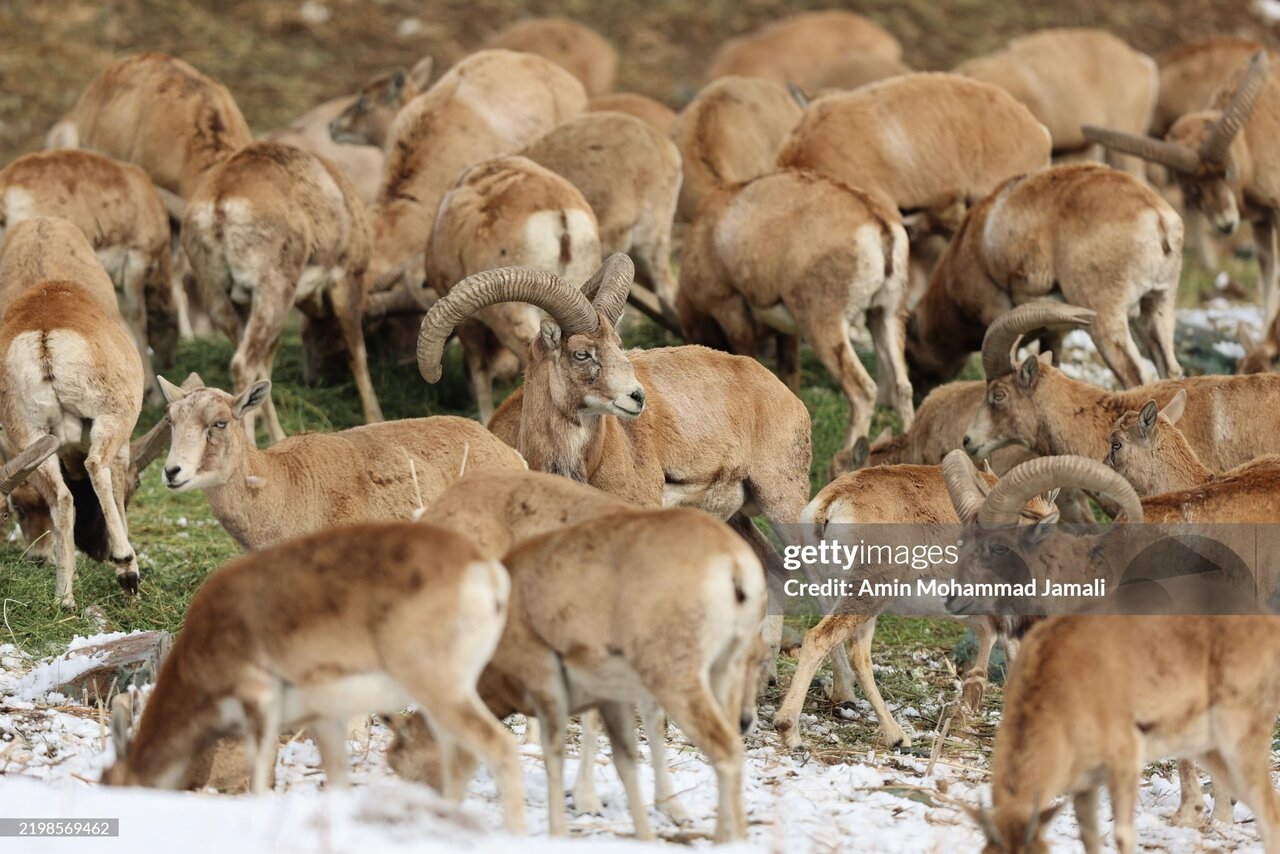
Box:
[881,726,913,749]
[117,569,140,595]
[961,678,986,713]
[657,799,692,826]
[56,593,76,610]
[570,791,604,816]
[1170,804,1205,828]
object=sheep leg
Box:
[630,232,680,323]
[640,702,691,825]
[1073,785,1102,854]
[960,617,998,714]
[34,457,77,609]
[807,315,878,448]
[1205,726,1280,851]
[1135,288,1183,380]
[330,269,384,425]
[597,702,655,840]
[775,615,870,750]
[120,250,160,404]
[1105,749,1141,854]
[531,687,570,836]
[866,305,914,430]
[311,717,351,789]
[845,614,911,747]
[413,687,527,834]
[1088,311,1154,389]
[1172,759,1208,825]
[84,420,140,593]
[571,710,604,814]
[457,322,497,424]
[653,681,746,843]
[231,285,289,445]
[242,689,282,795]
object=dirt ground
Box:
[1,0,1273,164]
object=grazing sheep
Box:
[357,50,587,290]
[522,112,682,318]
[181,141,382,442]
[778,73,1052,239]
[101,521,527,833]
[46,52,252,207]
[678,168,913,451]
[484,17,618,96]
[906,164,1184,391]
[588,92,676,134]
[425,155,601,421]
[706,10,901,90]
[669,76,802,221]
[0,217,145,607]
[956,29,1157,177]
[0,149,178,400]
[1087,52,1280,320]
[156,375,525,550]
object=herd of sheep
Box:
[6,8,1280,852]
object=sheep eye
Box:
[991,389,1005,403]
[212,421,227,430]
[1111,441,1122,453]
[573,350,591,362]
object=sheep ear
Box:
[539,320,562,351]
[1138,400,1159,437]
[1161,389,1187,425]
[1016,355,1040,390]
[870,426,895,447]
[157,376,185,404]
[180,372,205,391]
[408,56,434,91]
[232,381,272,418]
[1036,350,1054,365]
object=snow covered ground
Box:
[1,632,1269,853]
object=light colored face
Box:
[162,389,240,492]
[539,319,647,420]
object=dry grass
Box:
[2,0,1274,163]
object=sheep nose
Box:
[629,388,645,406]
[962,435,974,451]
[164,466,180,484]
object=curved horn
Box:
[942,448,986,523]
[417,266,598,382]
[129,416,171,473]
[1200,51,1270,164]
[1082,126,1200,175]
[0,434,58,495]
[580,254,635,327]
[981,304,1096,379]
[979,455,1143,527]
